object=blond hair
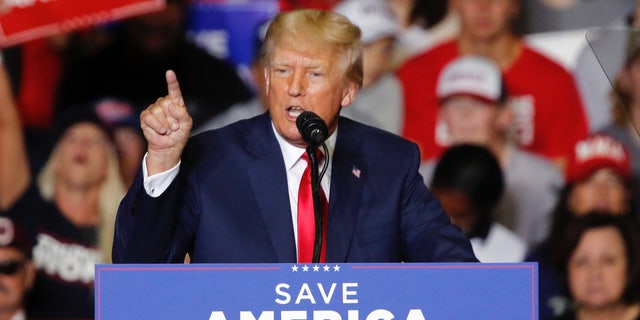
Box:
[261,9,364,89]
[37,141,124,264]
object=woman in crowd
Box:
[527,133,636,319]
[551,213,640,320]
[0,58,124,318]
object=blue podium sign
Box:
[96,263,537,320]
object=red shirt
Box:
[397,40,588,162]
[278,0,340,10]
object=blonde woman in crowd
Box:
[0,56,124,318]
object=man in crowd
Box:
[397,0,588,171]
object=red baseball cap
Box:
[566,134,631,183]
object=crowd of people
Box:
[0,0,638,318]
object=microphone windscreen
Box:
[296,111,328,146]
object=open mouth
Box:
[73,154,89,165]
[286,106,305,118]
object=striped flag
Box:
[351,165,361,178]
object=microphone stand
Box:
[305,143,328,263]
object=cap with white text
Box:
[566,134,631,183]
[437,55,505,105]
[333,0,399,44]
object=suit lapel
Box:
[327,118,367,262]
[245,113,297,262]
[241,115,368,262]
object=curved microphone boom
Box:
[296,111,328,146]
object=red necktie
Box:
[297,152,328,263]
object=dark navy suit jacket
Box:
[112,113,476,263]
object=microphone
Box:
[296,111,329,263]
[296,111,328,146]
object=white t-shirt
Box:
[470,223,527,263]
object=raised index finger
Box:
[165,70,183,104]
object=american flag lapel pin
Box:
[351,165,361,178]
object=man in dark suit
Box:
[112,9,476,264]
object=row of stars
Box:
[291,265,341,272]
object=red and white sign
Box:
[0,0,166,47]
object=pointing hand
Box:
[140,70,193,175]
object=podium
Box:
[95,263,537,319]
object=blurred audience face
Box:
[362,37,395,88]
[125,1,185,57]
[55,123,111,188]
[431,188,475,234]
[440,96,510,146]
[386,0,415,27]
[452,0,519,40]
[625,57,640,100]
[0,248,34,318]
[567,226,628,311]
[568,169,629,215]
[622,56,640,125]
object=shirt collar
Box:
[271,122,337,171]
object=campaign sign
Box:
[186,1,278,69]
[0,0,165,47]
[96,263,537,320]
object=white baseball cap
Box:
[437,55,505,104]
[333,0,399,44]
